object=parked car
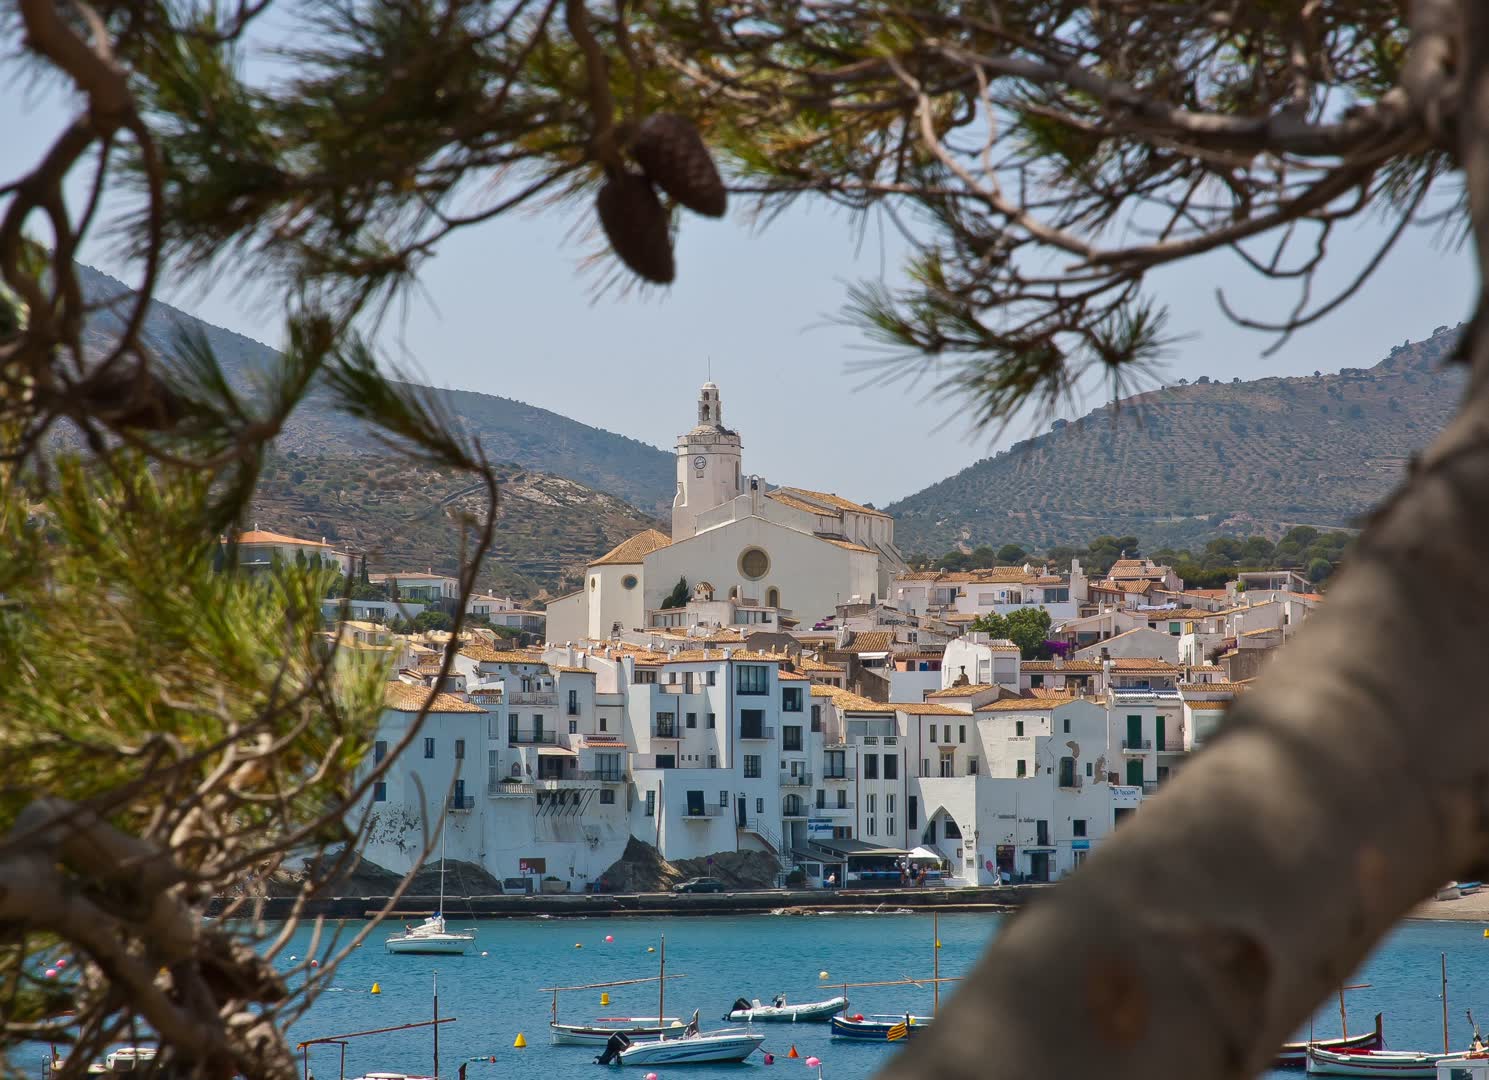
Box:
[672,876,726,894]
[501,877,534,895]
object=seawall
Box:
[209,884,1046,920]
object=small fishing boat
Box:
[1305,1048,1481,1078]
[830,1013,931,1041]
[1274,1007,1387,1066]
[597,1014,764,1066]
[724,995,848,1023]
[551,1018,680,1046]
[1307,956,1481,1077]
[543,940,691,1047]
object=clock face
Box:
[693,455,707,470]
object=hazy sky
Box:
[3,76,1474,505]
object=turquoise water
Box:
[274,916,1489,1080]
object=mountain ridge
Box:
[77,264,677,516]
[885,326,1465,555]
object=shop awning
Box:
[537,746,577,756]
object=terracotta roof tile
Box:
[1180,682,1250,695]
[928,683,996,698]
[841,631,894,654]
[589,529,672,567]
[774,486,890,519]
[817,536,877,554]
[894,702,969,715]
[231,529,331,547]
[383,682,485,713]
[818,686,894,713]
[1020,660,1103,672]
[460,643,544,664]
[778,670,809,681]
[977,695,1077,712]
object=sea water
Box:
[50,913,1489,1080]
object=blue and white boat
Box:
[830,1013,931,1041]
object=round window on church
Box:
[739,547,770,581]
[621,574,638,590]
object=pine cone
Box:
[631,114,727,219]
[596,170,675,285]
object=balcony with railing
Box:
[739,724,775,741]
[653,721,679,739]
[578,769,629,783]
[1121,738,1153,752]
[819,800,855,814]
[822,765,856,781]
[780,771,813,787]
[682,804,724,820]
[508,691,557,706]
[446,795,475,812]
[508,728,557,745]
[488,779,535,796]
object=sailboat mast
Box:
[437,820,446,918]
[1338,986,1348,1039]
[1442,953,1450,1054]
[433,971,440,1080]
[659,936,666,1024]
[933,913,940,1013]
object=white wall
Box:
[544,591,586,646]
[643,517,879,628]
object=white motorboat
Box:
[385,827,475,954]
[385,913,476,955]
[598,1013,764,1066]
[725,994,848,1023]
[103,1049,157,1072]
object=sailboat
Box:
[544,972,686,1045]
[298,974,456,1080]
[830,913,955,1041]
[386,822,476,955]
[1306,956,1485,1077]
[594,937,764,1065]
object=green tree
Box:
[662,576,690,609]
[996,543,1028,565]
[968,607,1052,660]
[412,610,454,633]
[1306,558,1334,584]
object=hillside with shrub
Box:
[886,326,1465,554]
[249,452,661,600]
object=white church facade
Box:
[547,383,907,643]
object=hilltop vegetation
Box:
[887,327,1464,553]
[77,265,677,515]
[250,452,661,599]
[910,527,1352,589]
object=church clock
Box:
[693,455,707,471]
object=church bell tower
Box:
[672,381,743,540]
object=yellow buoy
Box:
[647,947,655,953]
[818,970,828,980]
[370,983,381,995]
[935,940,942,948]
[600,992,611,1006]
[514,1033,527,1049]
[1483,928,1489,939]
[574,943,583,949]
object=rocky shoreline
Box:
[208,883,1046,920]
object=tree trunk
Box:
[883,16,1489,1080]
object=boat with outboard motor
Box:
[724,995,847,1023]
[595,1013,765,1066]
[829,1013,932,1041]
